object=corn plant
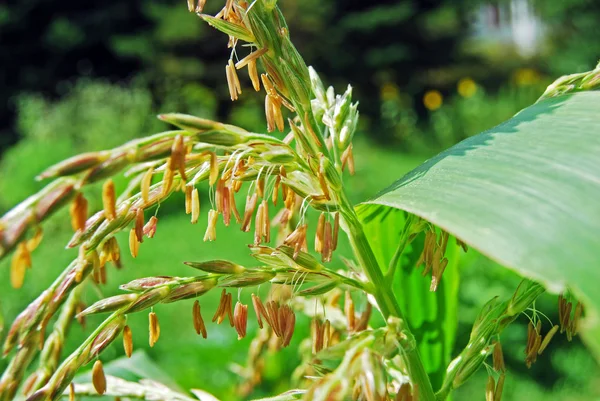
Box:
[1,1,599,400]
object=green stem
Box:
[340,199,435,401]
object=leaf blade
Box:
[359,92,600,359]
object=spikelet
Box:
[123,325,133,358]
[70,193,88,232]
[141,167,154,204]
[92,360,106,395]
[102,179,117,221]
[191,188,200,224]
[234,302,248,339]
[129,228,139,258]
[193,300,207,338]
[149,311,160,347]
[204,209,218,241]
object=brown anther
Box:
[485,375,495,401]
[92,360,106,395]
[193,300,207,339]
[283,224,307,259]
[395,383,412,401]
[272,175,281,206]
[185,185,193,214]
[538,324,559,355]
[230,188,241,224]
[254,201,265,245]
[312,319,323,354]
[135,208,145,243]
[266,301,282,337]
[161,158,174,196]
[69,382,75,401]
[355,302,372,332]
[261,200,270,243]
[141,167,154,204]
[143,216,158,238]
[213,289,227,323]
[280,305,295,347]
[345,291,356,332]
[191,188,200,224]
[70,192,88,232]
[226,293,234,327]
[302,112,322,147]
[322,319,331,349]
[187,0,196,12]
[256,177,265,198]
[235,47,268,69]
[251,293,267,329]
[248,59,260,91]
[493,340,506,372]
[209,152,219,186]
[315,213,325,254]
[284,186,295,210]
[341,145,355,175]
[170,134,187,180]
[242,193,258,232]
[265,95,276,132]
[129,228,139,258]
[332,213,340,251]
[430,257,448,292]
[234,301,248,339]
[102,179,117,221]
[149,311,160,347]
[322,220,333,263]
[10,241,30,289]
[204,209,218,242]
[123,325,133,358]
[571,302,583,336]
[226,59,242,101]
[494,373,505,401]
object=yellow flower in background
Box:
[513,68,541,86]
[457,77,477,98]
[381,82,399,101]
[423,90,443,111]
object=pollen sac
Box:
[234,301,248,339]
[102,179,117,221]
[143,216,158,238]
[123,325,133,358]
[92,360,106,395]
[193,300,208,339]
[149,311,160,347]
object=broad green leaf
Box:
[359,207,460,389]
[358,92,600,360]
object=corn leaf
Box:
[357,91,600,360]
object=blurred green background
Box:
[1,0,599,399]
